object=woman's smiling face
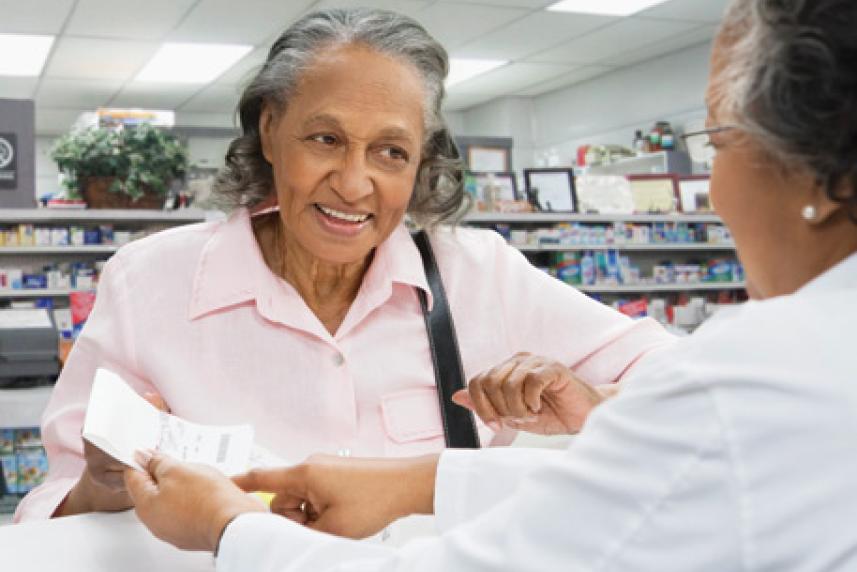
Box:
[260,43,426,265]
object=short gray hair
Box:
[212,8,466,227]
[716,0,857,222]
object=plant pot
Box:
[81,177,165,210]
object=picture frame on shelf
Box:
[464,171,519,212]
[627,174,680,214]
[678,175,713,213]
[523,168,577,213]
[467,146,510,172]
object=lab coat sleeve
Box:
[216,360,741,572]
[433,447,561,532]
[13,253,154,522]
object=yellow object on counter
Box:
[253,491,275,507]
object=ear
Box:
[808,177,854,226]
[259,104,276,164]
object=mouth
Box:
[314,203,373,224]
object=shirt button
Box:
[337,448,351,458]
[332,352,345,367]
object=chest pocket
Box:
[380,388,445,457]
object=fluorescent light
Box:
[136,42,253,84]
[547,0,669,16]
[447,59,508,88]
[0,34,54,76]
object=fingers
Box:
[124,465,158,505]
[451,390,473,410]
[467,353,548,426]
[143,392,171,413]
[233,467,303,495]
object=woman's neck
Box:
[253,213,370,335]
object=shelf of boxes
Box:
[0,208,219,223]
[463,212,723,224]
[577,282,746,293]
[515,243,735,252]
[0,288,91,298]
[0,387,53,428]
[0,246,119,255]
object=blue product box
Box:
[0,429,14,455]
[15,452,48,493]
[22,274,48,289]
[1,455,17,495]
[84,228,101,245]
[14,428,42,449]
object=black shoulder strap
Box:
[412,230,480,449]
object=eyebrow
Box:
[301,113,417,145]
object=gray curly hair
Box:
[716,0,857,222]
[212,8,466,227]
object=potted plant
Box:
[51,124,189,209]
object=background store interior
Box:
[1,0,737,519]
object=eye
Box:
[378,145,409,163]
[308,133,339,146]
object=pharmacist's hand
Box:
[125,450,266,552]
[233,454,439,539]
[454,353,605,436]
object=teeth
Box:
[317,204,370,223]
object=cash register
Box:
[0,309,60,388]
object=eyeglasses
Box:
[681,125,736,165]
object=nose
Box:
[330,148,373,203]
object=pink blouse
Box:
[15,209,673,521]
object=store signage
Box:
[0,133,17,190]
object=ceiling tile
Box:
[179,84,243,114]
[452,0,555,7]
[638,0,731,23]
[512,65,614,96]
[169,0,316,44]
[449,62,576,95]
[66,0,197,40]
[415,2,529,50]
[452,11,616,61]
[0,0,74,34]
[602,23,716,67]
[442,91,499,111]
[527,17,698,65]
[35,78,123,108]
[45,37,159,81]
[35,108,82,134]
[310,0,431,18]
[109,82,200,110]
[0,77,38,99]
[215,46,268,87]
[175,111,236,129]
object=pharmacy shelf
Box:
[0,513,13,526]
[0,246,119,255]
[0,288,91,298]
[0,386,53,427]
[463,212,722,224]
[577,282,746,293]
[0,208,221,223]
[515,243,735,252]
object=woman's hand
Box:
[56,391,171,517]
[233,454,439,539]
[125,450,267,552]
[454,353,605,436]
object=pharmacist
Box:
[125,0,857,569]
[15,9,673,522]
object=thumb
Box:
[233,467,302,495]
[451,390,474,410]
[143,392,170,413]
[124,465,157,505]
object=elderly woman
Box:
[14,9,672,522]
[125,0,857,569]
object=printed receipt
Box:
[82,368,255,475]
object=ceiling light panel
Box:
[0,34,54,76]
[447,59,509,88]
[547,0,669,17]
[135,42,253,84]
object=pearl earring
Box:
[802,205,817,221]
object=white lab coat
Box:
[216,253,857,571]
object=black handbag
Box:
[411,230,481,449]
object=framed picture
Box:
[465,171,519,211]
[627,174,680,214]
[523,168,577,213]
[678,175,712,213]
[467,147,510,172]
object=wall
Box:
[0,99,36,208]
[454,40,713,169]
